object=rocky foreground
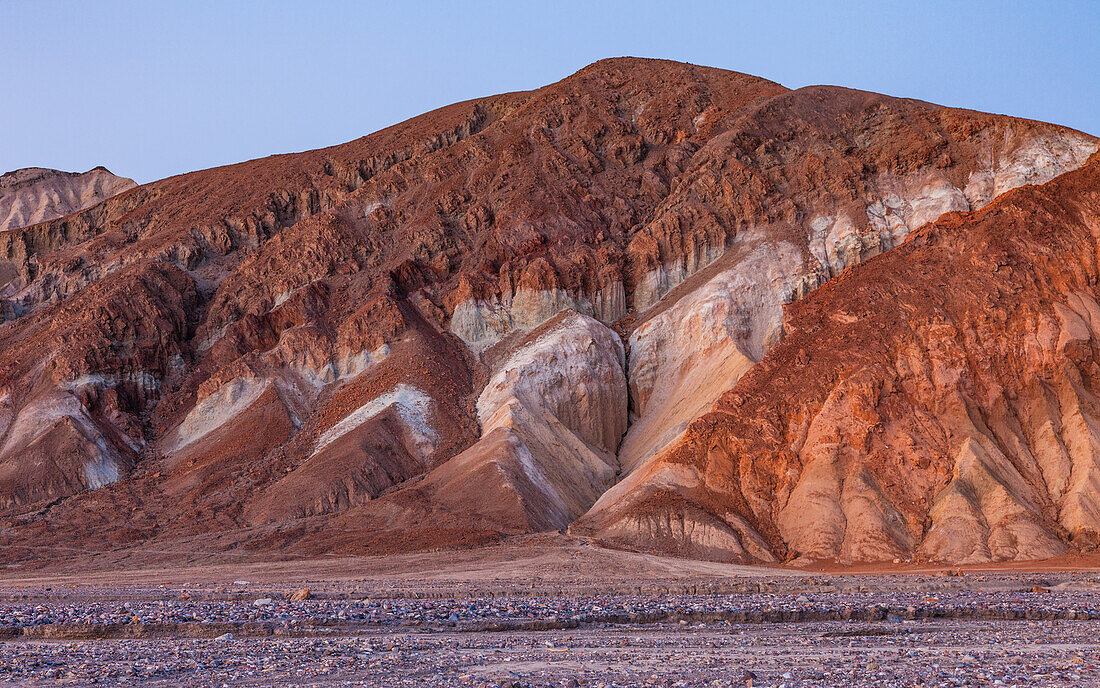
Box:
[3,569,1100,687]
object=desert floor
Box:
[2,534,1100,687]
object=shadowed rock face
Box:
[0,167,135,233]
[1,58,1098,566]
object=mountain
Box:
[0,166,135,233]
[0,58,1096,567]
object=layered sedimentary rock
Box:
[1,58,1098,566]
[290,311,628,554]
[574,154,1100,564]
[469,311,626,527]
[616,94,1096,481]
[0,167,135,233]
[0,261,196,510]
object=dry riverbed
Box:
[2,539,1100,686]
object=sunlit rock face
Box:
[619,239,812,476]
[2,58,1099,567]
[574,154,1100,565]
[617,124,1096,483]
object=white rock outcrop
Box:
[454,311,629,529]
[620,239,814,474]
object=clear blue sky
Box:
[3,0,1097,184]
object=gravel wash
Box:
[3,576,1100,686]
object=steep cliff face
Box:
[1,58,1098,566]
[0,167,135,234]
[574,153,1100,565]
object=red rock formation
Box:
[0,58,1097,566]
[0,260,196,510]
[574,153,1100,565]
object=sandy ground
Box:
[5,533,1098,590]
[0,535,810,594]
[3,536,1100,686]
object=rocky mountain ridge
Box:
[1,58,1097,567]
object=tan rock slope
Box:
[0,167,134,233]
[0,58,1097,566]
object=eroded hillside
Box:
[1,58,1096,566]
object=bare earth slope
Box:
[0,58,1097,567]
[0,166,135,234]
[574,153,1100,565]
